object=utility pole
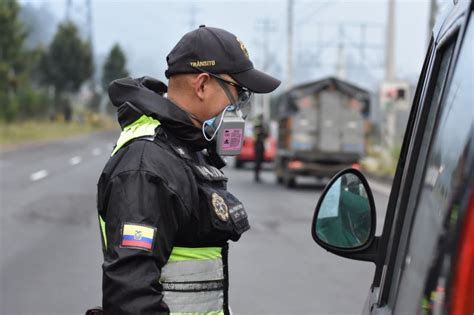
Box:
[64,0,98,107]
[86,0,93,43]
[256,19,276,71]
[189,4,198,30]
[287,0,294,91]
[294,22,384,82]
[336,25,346,79]
[66,0,72,21]
[359,24,367,66]
[385,0,396,81]
[383,0,396,149]
[255,19,276,121]
[85,0,97,94]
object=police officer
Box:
[96,26,280,314]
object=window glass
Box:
[394,20,474,314]
[386,35,456,308]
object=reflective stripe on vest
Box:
[111,115,161,156]
[99,215,107,250]
[161,247,225,315]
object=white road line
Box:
[69,156,82,165]
[369,181,392,197]
[92,148,102,156]
[30,170,49,181]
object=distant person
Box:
[92,25,280,315]
[253,114,269,182]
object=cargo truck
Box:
[275,77,370,187]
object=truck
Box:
[275,77,371,187]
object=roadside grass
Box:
[360,144,401,179]
[0,117,118,147]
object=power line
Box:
[254,18,277,121]
[255,18,277,72]
[293,21,385,86]
[295,0,335,27]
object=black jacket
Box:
[97,77,249,314]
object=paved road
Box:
[0,131,391,315]
[226,164,389,315]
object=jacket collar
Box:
[108,76,212,152]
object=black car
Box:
[311,1,474,314]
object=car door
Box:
[367,3,473,314]
[390,13,473,315]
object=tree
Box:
[41,22,93,120]
[0,0,27,122]
[0,0,27,93]
[0,0,56,122]
[102,43,129,91]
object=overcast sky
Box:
[21,0,442,92]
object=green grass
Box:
[360,144,402,178]
[0,119,117,147]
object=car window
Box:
[378,32,457,307]
[392,19,474,315]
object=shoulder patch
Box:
[121,223,156,251]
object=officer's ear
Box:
[194,73,212,101]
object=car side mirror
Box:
[312,168,377,252]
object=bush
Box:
[360,144,401,178]
[0,93,19,121]
[0,85,53,122]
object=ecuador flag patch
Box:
[121,223,156,251]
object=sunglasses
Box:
[193,67,253,118]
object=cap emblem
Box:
[236,37,249,58]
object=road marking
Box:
[69,156,82,165]
[369,181,392,197]
[92,148,102,156]
[30,170,48,181]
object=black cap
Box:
[165,25,281,93]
